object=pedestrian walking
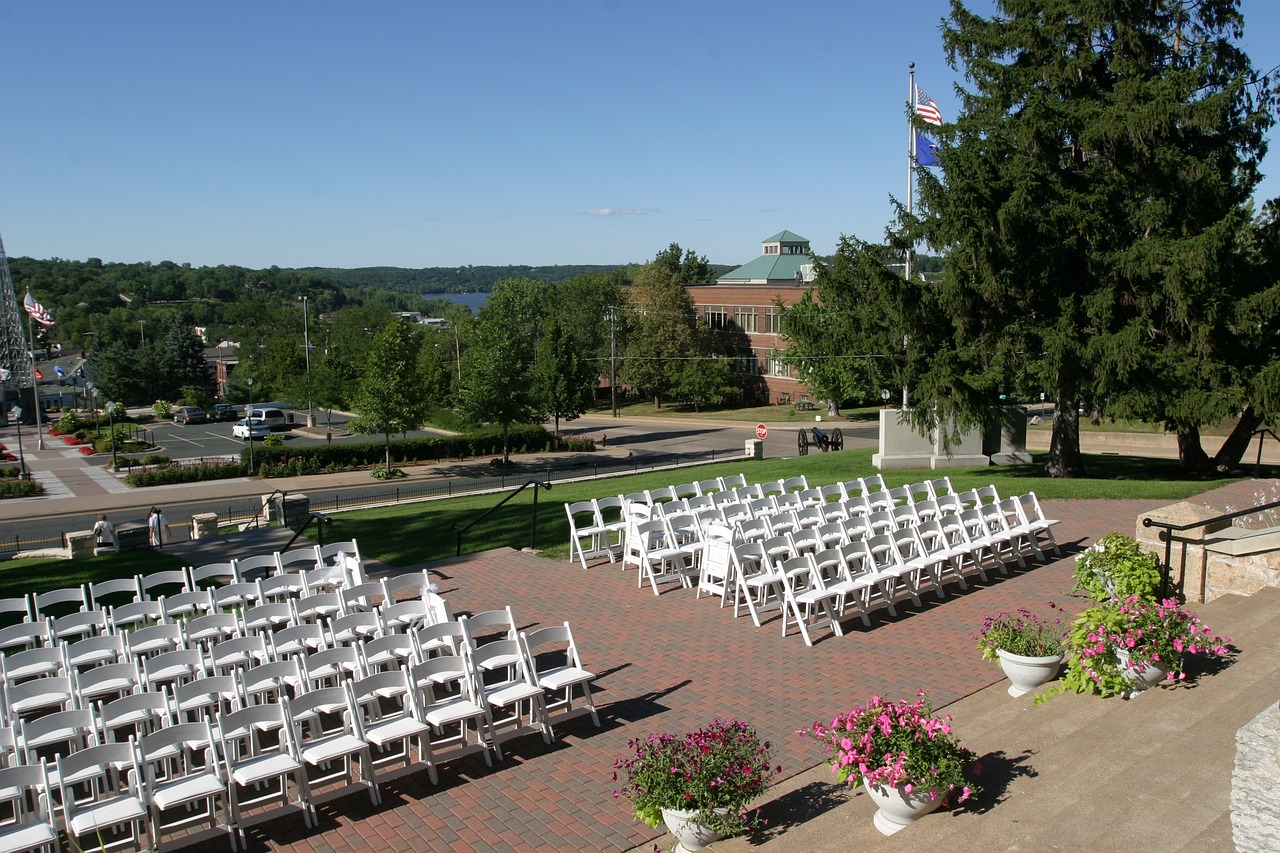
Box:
[148,506,168,548]
[92,514,118,552]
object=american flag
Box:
[915,86,942,126]
[23,291,54,327]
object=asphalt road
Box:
[0,415,879,548]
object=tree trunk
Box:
[1045,390,1087,477]
[827,399,841,418]
[1212,405,1265,472]
[383,432,392,474]
[502,421,510,465]
[1174,421,1212,471]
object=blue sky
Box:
[3,1,1280,269]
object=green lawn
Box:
[1,448,1247,596]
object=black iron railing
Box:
[1142,497,1280,600]
[450,480,552,556]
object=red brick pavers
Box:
[192,490,1248,853]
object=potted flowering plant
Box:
[975,604,1068,696]
[802,692,979,835]
[1059,595,1231,698]
[1071,533,1161,603]
[613,718,779,850]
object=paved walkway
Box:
[152,479,1274,852]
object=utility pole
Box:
[608,306,619,418]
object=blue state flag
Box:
[916,132,940,167]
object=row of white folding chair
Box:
[565,497,630,569]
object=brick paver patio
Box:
[178,480,1261,852]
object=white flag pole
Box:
[904,62,916,408]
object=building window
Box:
[767,352,793,378]
[765,308,783,335]
[735,353,761,375]
[705,306,729,329]
[735,306,758,333]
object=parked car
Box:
[173,406,209,425]
[246,407,289,431]
[211,403,240,422]
[232,417,270,440]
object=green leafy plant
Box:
[802,692,978,804]
[262,433,285,449]
[1054,596,1231,699]
[975,604,1067,661]
[613,718,779,836]
[1071,532,1161,603]
[152,400,172,419]
[370,466,406,480]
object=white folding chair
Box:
[86,578,140,612]
[136,569,190,601]
[468,639,553,750]
[158,588,215,622]
[566,500,608,569]
[696,523,735,605]
[256,573,306,604]
[241,659,306,707]
[410,656,498,766]
[0,760,59,853]
[142,647,208,692]
[57,740,149,853]
[339,581,386,615]
[219,703,313,841]
[329,611,383,647]
[778,555,842,647]
[0,621,50,656]
[233,553,279,583]
[210,635,271,677]
[350,667,435,784]
[593,496,628,563]
[1017,492,1062,556]
[520,623,600,727]
[0,646,67,685]
[189,562,237,589]
[50,610,109,644]
[172,674,243,728]
[139,719,234,850]
[122,623,183,659]
[184,611,244,648]
[241,602,293,636]
[274,548,319,576]
[287,686,380,806]
[268,623,329,660]
[74,660,142,707]
[729,542,781,626]
[95,690,174,745]
[64,634,127,672]
[300,647,362,691]
[31,587,88,620]
[213,582,261,612]
[629,519,695,595]
[107,599,165,633]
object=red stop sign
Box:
[755,423,768,439]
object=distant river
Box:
[423,292,488,313]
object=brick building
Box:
[686,230,816,405]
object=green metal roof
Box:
[717,253,811,283]
[762,230,808,244]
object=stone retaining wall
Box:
[1233,701,1280,852]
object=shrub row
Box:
[0,477,43,498]
[124,459,248,487]
[246,424,554,478]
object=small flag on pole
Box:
[34,367,43,381]
[915,87,943,126]
[915,132,940,167]
[54,365,66,378]
[23,291,54,327]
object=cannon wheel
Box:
[831,427,844,451]
[797,428,809,456]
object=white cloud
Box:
[582,207,651,217]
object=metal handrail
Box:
[1254,427,1280,476]
[450,479,552,556]
[1141,497,1280,600]
[284,511,333,551]
[246,488,288,530]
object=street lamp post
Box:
[246,378,255,475]
[105,401,118,469]
[9,406,27,479]
[302,296,313,427]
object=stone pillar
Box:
[190,512,219,540]
[985,406,1033,465]
[744,439,764,460]
[67,530,95,560]
[1134,502,1231,602]
[1232,701,1280,852]
[115,522,149,552]
[280,494,310,529]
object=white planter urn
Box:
[862,777,944,836]
[1115,647,1170,697]
[660,807,723,853]
[997,649,1065,697]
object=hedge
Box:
[246,424,554,478]
[124,459,248,487]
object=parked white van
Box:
[247,407,289,431]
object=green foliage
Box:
[152,400,172,419]
[620,262,702,407]
[0,478,43,499]
[651,242,715,284]
[348,320,431,473]
[262,434,285,449]
[1053,597,1231,699]
[803,693,978,803]
[371,467,406,480]
[54,412,82,435]
[975,604,1067,661]
[248,424,552,477]
[1071,533,1162,603]
[909,0,1276,477]
[613,719,778,835]
[123,459,248,487]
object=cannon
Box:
[797,426,844,456]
